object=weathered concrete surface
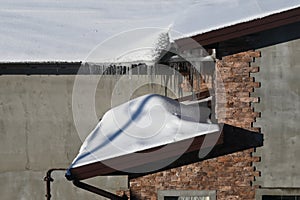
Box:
[0,171,128,200]
[0,76,78,171]
[253,39,300,187]
[0,74,181,199]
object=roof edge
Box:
[175,6,300,48]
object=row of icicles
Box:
[83,61,214,97]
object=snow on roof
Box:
[68,94,219,169]
[0,0,192,62]
[170,0,300,40]
[85,28,169,64]
[1,0,299,62]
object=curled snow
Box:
[69,94,219,168]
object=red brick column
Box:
[215,50,261,132]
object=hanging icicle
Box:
[129,64,132,80]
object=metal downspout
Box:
[44,168,67,200]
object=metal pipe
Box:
[73,180,128,200]
[44,168,67,200]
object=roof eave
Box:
[175,7,300,50]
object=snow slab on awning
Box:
[68,94,218,168]
[66,94,263,180]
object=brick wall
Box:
[127,50,262,200]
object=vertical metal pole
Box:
[44,168,67,200]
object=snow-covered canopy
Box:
[1,0,299,62]
[68,94,219,169]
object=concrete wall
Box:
[0,74,182,200]
[253,39,300,188]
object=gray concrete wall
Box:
[253,39,300,188]
[0,74,183,200]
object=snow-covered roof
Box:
[1,0,299,62]
[68,94,219,171]
[0,0,191,62]
[85,28,170,64]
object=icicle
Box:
[115,65,119,75]
[178,75,181,97]
[197,62,201,93]
[178,72,182,98]
[177,63,180,97]
[122,65,125,75]
[173,63,176,95]
[189,62,194,99]
[119,65,122,75]
[169,73,172,91]
[163,74,168,97]
[151,65,155,91]
[129,70,133,96]
[160,70,163,90]
[150,65,153,83]
[115,65,119,81]
[126,65,129,76]
[129,64,132,80]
